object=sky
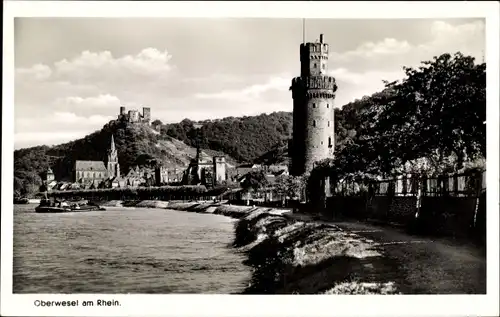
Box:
[14,18,485,149]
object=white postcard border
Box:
[2,1,499,317]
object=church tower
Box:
[289,33,338,176]
[106,135,120,178]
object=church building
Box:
[73,135,120,184]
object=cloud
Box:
[53,48,173,83]
[330,20,484,73]
[16,63,52,81]
[15,48,175,98]
[57,94,122,109]
[15,131,94,149]
[182,73,245,84]
[16,112,113,135]
[337,38,412,60]
[51,112,114,125]
[328,20,485,106]
[15,111,114,148]
[331,68,403,86]
[194,74,291,102]
[330,68,404,106]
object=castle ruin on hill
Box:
[118,106,151,125]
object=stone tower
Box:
[106,135,120,178]
[155,166,169,185]
[289,33,338,176]
[213,156,227,185]
[142,107,151,124]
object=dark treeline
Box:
[47,185,231,201]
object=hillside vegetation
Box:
[160,112,293,163]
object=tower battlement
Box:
[299,34,330,78]
[291,76,338,91]
[290,34,337,176]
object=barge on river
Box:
[35,198,106,213]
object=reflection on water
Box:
[13,204,251,293]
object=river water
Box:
[13,204,251,293]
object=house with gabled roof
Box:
[127,177,145,188]
[111,177,127,188]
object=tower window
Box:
[313,103,316,108]
[313,120,316,127]
[322,64,325,70]
[313,63,317,68]
[327,104,329,108]
[328,121,330,127]
[329,137,332,147]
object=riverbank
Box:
[95,199,486,294]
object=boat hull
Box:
[35,206,105,213]
[14,198,30,204]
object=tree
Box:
[151,119,163,126]
[274,175,290,204]
[240,171,269,192]
[274,174,306,203]
[378,52,485,171]
[318,51,486,182]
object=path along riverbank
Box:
[99,199,486,294]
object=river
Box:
[13,204,251,293]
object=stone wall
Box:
[475,192,486,244]
[325,193,484,243]
[325,196,366,220]
[418,196,477,238]
[387,196,418,224]
[368,196,392,221]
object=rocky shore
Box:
[99,200,400,294]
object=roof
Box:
[111,177,126,183]
[59,183,69,190]
[236,167,255,175]
[75,160,107,171]
[237,163,260,168]
[127,169,140,177]
[274,170,288,176]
